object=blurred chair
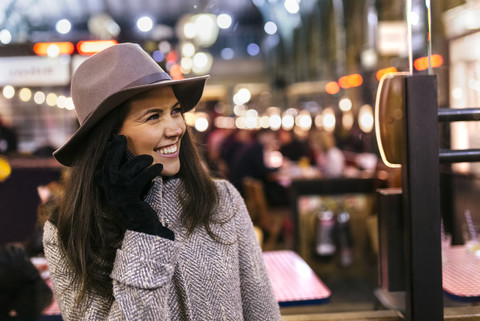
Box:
[242,177,291,251]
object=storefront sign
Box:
[0,56,71,87]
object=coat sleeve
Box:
[42,220,180,320]
[223,181,282,321]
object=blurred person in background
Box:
[43,43,281,320]
[0,244,52,320]
[203,127,231,178]
[219,128,251,177]
[309,130,345,178]
[278,129,310,162]
[230,128,288,207]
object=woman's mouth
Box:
[155,144,178,157]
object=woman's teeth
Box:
[156,145,177,155]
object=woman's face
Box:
[119,86,186,176]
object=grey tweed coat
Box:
[43,177,282,320]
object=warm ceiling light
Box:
[338,73,363,89]
[325,81,340,95]
[376,67,398,81]
[414,54,443,71]
[77,40,118,55]
[33,42,74,56]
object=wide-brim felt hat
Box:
[53,42,209,166]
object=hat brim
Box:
[53,75,208,166]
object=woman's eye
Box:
[147,113,160,121]
[172,107,182,116]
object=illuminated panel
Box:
[338,73,363,89]
[33,42,74,56]
[376,67,398,81]
[414,54,443,71]
[77,40,118,55]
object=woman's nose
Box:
[164,120,183,137]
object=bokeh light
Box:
[270,114,282,130]
[217,14,232,29]
[264,21,277,35]
[342,112,354,131]
[339,98,352,112]
[34,91,46,104]
[195,116,209,132]
[19,88,32,102]
[181,42,196,57]
[56,19,72,34]
[137,16,154,32]
[282,114,295,130]
[322,107,336,132]
[284,0,300,14]
[0,29,12,44]
[152,50,165,62]
[2,86,15,99]
[247,43,260,56]
[233,88,252,105]
[56,95,67,108]
[359,104,374,133]
[46,93,58,107]
[221,48,235,60]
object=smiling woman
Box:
[42,43,281,320]
[119,87,186,176]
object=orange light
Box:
[325,81,340,95]
[77,40,118,55]
[414,54,443,71]
[376,67,398,81]
[169,64,184,80]
[33,42,74,56]
[338,73,363,89]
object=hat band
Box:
[124,72,172,89]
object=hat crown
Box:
[71,43,169,124]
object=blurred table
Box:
[443,245,480,302]
[263,250,331,307]
[288,177,386,251]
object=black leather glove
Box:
[95,135,174,240]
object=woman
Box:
[43,43,281,320]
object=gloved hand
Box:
[95,135,174,240]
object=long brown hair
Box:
[52,101,218,303]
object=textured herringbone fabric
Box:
[43,178,281,320]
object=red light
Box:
[325,81,340,95]
[414,54,443,71]
[376,67,398,81]
[166,51,179,63]
[169,64,184,80]
[77,40,117,55]
[33,42,74,56]
[338,73,363,89]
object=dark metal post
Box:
[402,75,443,321]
